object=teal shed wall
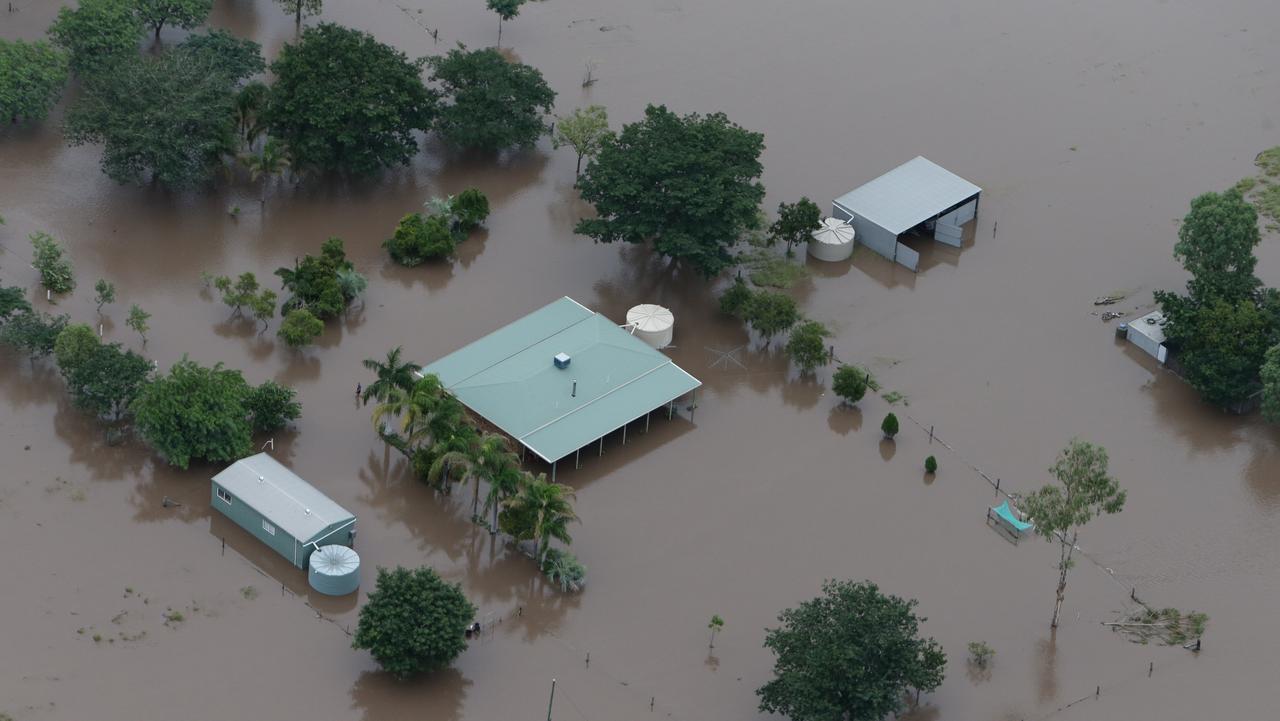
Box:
[300,519,356,569]
[211,481,306,568]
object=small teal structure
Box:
[211,453,356,569]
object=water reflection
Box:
[827,404,863,435]
[879,438,897,462]
[1035,631,1058,704]
[350,667,470,721]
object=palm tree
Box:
[426,430,478,494]
[235,81,270,149]
[240,138,291,205]
[466,434,515,519]
[503,473,579,563]
[371,374,467,454]
[484,463,523,535]
[362,347,422,406]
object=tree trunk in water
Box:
[497,18,502,46]
[472,478,481,518]
[1051,531,1078,628]
[154,23,163,41]
[491,501,499,535]
[575,154,582,176]
[296,4,302,28]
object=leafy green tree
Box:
[451,189,491,233]
[757,579,946,721]
[179,29,265,85]
[64,342,151,421]
[485,0,525,45]
[576,104,766,277]
[429,46,555,152]
[881,412,899,439]
[786,320,831,373]
[131,358,270,468]
[248,288,278,334]
[925,455,938,474]
[384,213,456,266]
[1172,298,1272,408]
[553,105,611,176]
[275,237,356,318]
[0,311,67,361]
[275,0,322,28]
[708,614,724,648]
[1263,345,1280,424]
[745,290,798,341]
[132,0,213,41]
[234,81,270,147]
[127,304,151,344]
[94,279,117,312]
[719,277,755,318]
[30,232,76,294]
[267,23,436,175]
[65,50,238,188]
[1171,189,1261,305]
[362,346,422,405]
[352,566,475,679]
[240,138,291,204]
[1021,439,1126,627]
[831,365,868,404]
[278,308,323,348]
[54,324,102,376]
[501,473,579,563]
[245,380,301,432]
[770,198,822,257]
[48,0,144,77]
[0,39,70,124]
[0,286,32,323]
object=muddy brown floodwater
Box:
[3,0,1280,719]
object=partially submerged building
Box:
[832,156,981,271]
[1121,310,1169,364]
[212,453,356,569]
[420,296,701,478]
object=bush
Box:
[278,308,324,348]
[30,232,76,294]
[451,188,490,233]
[832,365,868,404]
[54,323,101,376]
[540,547,587,593]
[275,237,356,319]
[967,640,994,667]
[245,380,301,432]
[881,412,899,439]
[0,311,68,360]
[747,291,799,340]
[0,286,32,322]
[786,320,831,373]
[719,278,754,318]
[924,455,937,474]
[384,212,455,266]
[352,566,475,679]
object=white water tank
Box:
[808,217,856,262]
[308,545,361,596]
[626,304,675,349]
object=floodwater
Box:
[3,0,1279,719]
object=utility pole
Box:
[546,678,557,721]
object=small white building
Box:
[1123,310,1169,364]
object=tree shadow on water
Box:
[350,667,471,721]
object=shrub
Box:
[384,212,455,266]
[245,380,301,432]
[719,278,754,318]
[925,455,938,474]
[30,232,76,293]
[352,566,475,679]
[967,640,994,667]
[786,320,831,373]
[832,365,868,404]
[881,412,899,439]
[278,308,323,348]
[451,188,490,233]
[540,547,586,592]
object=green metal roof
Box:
[422,297,701,463]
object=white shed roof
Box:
[212,453,354,542]
[833,156,981,236]
[1127,310,1168,346]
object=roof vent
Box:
[305,508,312,515]
[258,475,265,482]
[553,352,571,370]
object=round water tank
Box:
[626,304,675,349]
[807,217,856,262]
[308,545,361,596]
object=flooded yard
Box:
[2,0,1279,719]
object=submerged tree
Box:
[275,0,323,28]
[240,138,291,204]
[1021,439,1126,628]
[0,39,70,124]
[552,105,612,176]
[278,308,323,348]
[353,566,475,679]
[0,311,68,361]
[132,0,213,41]
[769,198,823,257]
[786,320,831,373]
[500,473,579,563]
[47,0,144,77]
[1263,344,1280,424]
[429,46,554,152]
[64,342,152,421]
[362,346,422,406]
[94,279,117,312]
[485,0,525,45]
[757,579,946,721]
[126,304,151,344]
[832,365,868,405]
[30,232,76,294]
[0,286,32,323]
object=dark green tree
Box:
[1169,298,1273,408]
[131,358,288,468]
[352,566,475,679]
[786,320,831,373]
[451,188,491,233]
[1262,344,1280,424]
[831,365,868,404]
[1021,439,1126,627]
[132,0,213,41]
[235,81,271,148]
[769,197,823,257]
[881,412,899,439]
[718,278,755,318]
[30,232,76,294]
[485,0,525,45]
[245,380,301,432]
[757,579,946,721]
[0,311,68,360]
[54,324,101,376]
[65,50,239,188]
[384,213,456,266]
[48,0,144,77]
[1171,189,1261,305]
[275,237,357,318]
[179,29,265,85]
[429,46,554,152]
[278,308,324,348]
[65,342,152,421]
[745,290,798,341]
[0,39,70,124]
[267,24,436,175]
[275,0,322,28]
[0,286,32,323]
[925,455,938,474]
[576,105,765,277]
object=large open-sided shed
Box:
[832,156,981,271]
[421,297,701,476]
[212,453,356,569]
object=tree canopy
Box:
[1262,344,1280,424]
[179,29,265,85]
[352,566,475,679]
[1172,189,1261,305]
[429,46,555,152]
[575,104,766,277]
[48,0,144,77]
[769,198,822,256]
[275,0,323,27]
[278,308,324,348]
[30,232,76,294]
[267,23,436,175]
[1168,297,1274,408]
[553,105,612,176]
[0,286,32,323]
[132,0,213,40]
[757,579,946,721]
[276,237,358,318]
[786,320,831,373]
[384,212,456,266]
[65,342,152,421]
[65,49,239,188]
[54,323,101,375]
[0,39,70,124]
[0,311,67,360]
[832,365,868,404]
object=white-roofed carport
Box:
[832,156,981,271]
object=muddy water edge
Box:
[3,0,1280,719]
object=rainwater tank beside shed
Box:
[626,304,675,349]
[308,545,361,596]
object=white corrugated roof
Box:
[1127,310,1167,345]
[833,156,981,236]
[212,453,354,542]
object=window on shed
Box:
[263,520,276,536]
[216,487,232,504]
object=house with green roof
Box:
[420,296,701,477]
